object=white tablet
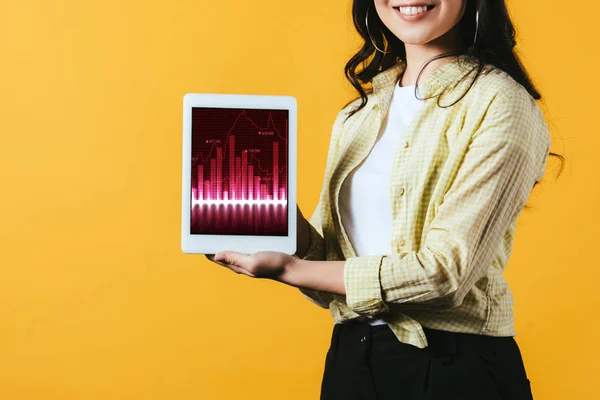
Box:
[181,93,297,255]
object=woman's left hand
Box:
[206,251,300,281]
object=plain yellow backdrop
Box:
[0,0,597,398]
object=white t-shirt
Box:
[339,83,424,326]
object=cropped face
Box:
[373,0,467,46]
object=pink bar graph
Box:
[248,165,254,200]
[229,135,235,200]
[241,150,247,201]
[235,156,241,200]
[191,134,286,203]
[273,142,278,200]
[204,180,210,200]
[197,165,203,200]
[216,147,222,200]
[210,159,216,200]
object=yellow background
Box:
[0,0,596,398]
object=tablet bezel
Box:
[181,93,297,255]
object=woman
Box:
[207,0,564,399]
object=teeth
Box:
[398,5,430,15]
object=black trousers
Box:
[320,320,533,400]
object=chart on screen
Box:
[190,107,288,236]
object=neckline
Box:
[394,82,423,101]
[372,54,476,97]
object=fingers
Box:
[212,258,256,277]
[205,251,260,278]
[214,251,252,266]
[205,251,256,277]
[224,263,256,277]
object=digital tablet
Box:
[181,93,297,255]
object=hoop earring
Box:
[366,5,390,54]
[472,9,480,47]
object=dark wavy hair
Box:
[342,0,565,190]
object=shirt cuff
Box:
[298,287,332,309]
[343,255,390,317]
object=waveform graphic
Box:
[190,107,288,236]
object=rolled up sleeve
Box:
[344,89,550,317]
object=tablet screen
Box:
[190,107,288,236]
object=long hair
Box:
[343,0,565,188]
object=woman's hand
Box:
[205,251,301,281]
[205,251,347,295]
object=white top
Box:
[339,83,424,326]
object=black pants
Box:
[320,320,533,400]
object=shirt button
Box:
[360,336,366,342]
[396,187,405,196]
[403,140,409,148]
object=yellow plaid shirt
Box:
[299,55,551,349]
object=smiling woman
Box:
[297,0,564,399]
[205,0,565,399]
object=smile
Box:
[393,4,435,21]
[394,5,435,16]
